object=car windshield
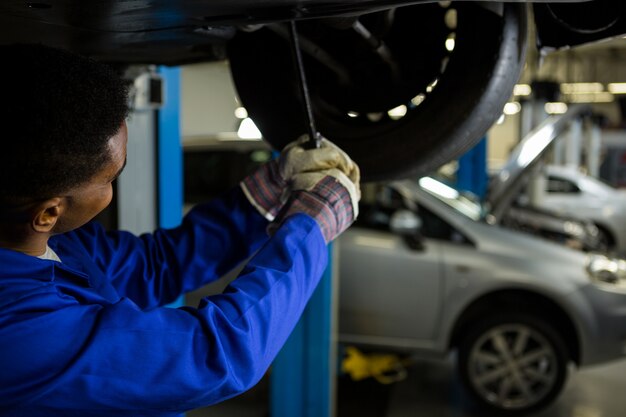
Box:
[418,177,485,221]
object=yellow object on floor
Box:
[341,346,412,385]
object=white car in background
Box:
[537,165,626,254]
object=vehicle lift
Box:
[270,21,336,417]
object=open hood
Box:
[486,104,591,222]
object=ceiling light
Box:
[608,83,626,94]
[560,82,604,94]
[544,102,568,114]
[503,101,522,115]
[513,84,532,96]
[567,92,614,103]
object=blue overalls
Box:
[0,188,327,416]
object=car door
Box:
[337,201,444,350]
[542,175,586,212]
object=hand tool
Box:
[287,20,322,149]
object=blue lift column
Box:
[271,244,337,417]
[157,66,183,230]
[456,136,488,199]
[158,66,184,308]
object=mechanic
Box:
[0,44,360,416]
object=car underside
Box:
[0,0,620,180]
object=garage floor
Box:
[189,355,626,417]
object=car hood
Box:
[486,104,591,222]
[396,178,590,267]
[464,213,590,270]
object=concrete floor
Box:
[189,355,626,417]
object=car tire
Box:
[457,313,569,414]
[228,2,527,181]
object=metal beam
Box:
[271,244,337,417]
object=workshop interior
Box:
[2,0,626,416]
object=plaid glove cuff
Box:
[240,159,286,221]
[272,176,356,243]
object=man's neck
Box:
[0,225,49,257]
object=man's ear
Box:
[32,198,64,233]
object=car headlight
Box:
[585,223,600,238]
[564,221,585,238]
[586,254,626,288]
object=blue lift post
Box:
[157,67,336,413]
[158,66,184,308]
[271,244,336,417]
[456,136,488,199]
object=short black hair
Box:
[0,43,129,203]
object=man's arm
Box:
[63,186,269,308]
[2,215,327,414]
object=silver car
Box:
[182,139,626,414]
[538,165,626,254]
[338,177,626,414]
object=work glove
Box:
[240,135,358,221]
[270,164,361,243]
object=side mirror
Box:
[390,210,422,236]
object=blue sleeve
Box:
[6,214,328,415]
[69,187,270,309]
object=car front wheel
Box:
[457,313,569,414]
[228,2,527,181]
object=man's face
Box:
[53,123,128,234]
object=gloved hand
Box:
[240,135,358,221]
[270,164,361,243]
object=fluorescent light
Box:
[545,102,568,114]
[513,84,532,96]
[608,83,626,94]
[567,92,614,103]
[237,117,262,139]
[560,82,604,94]
[496,114,506,125]
[503,101,522,115]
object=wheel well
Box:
[594,222,616,248]
[449,289,581,365]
